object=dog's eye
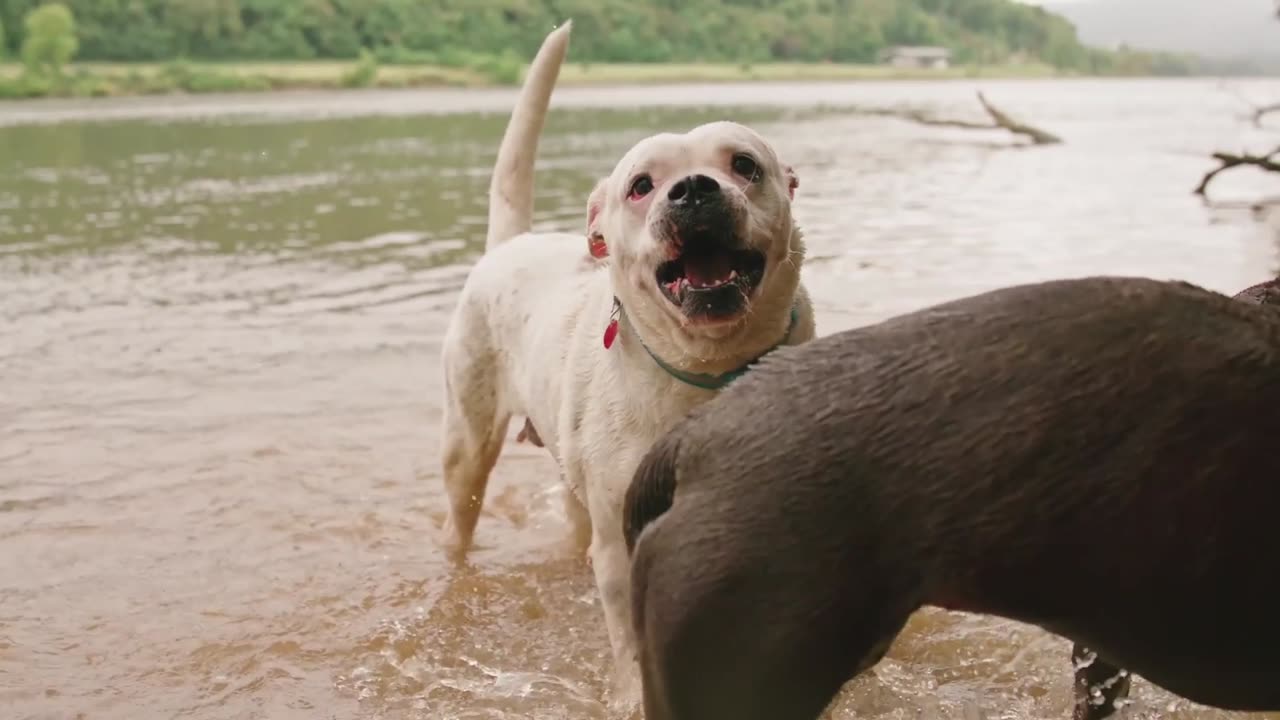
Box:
[731,154,759,181]
[628,175,654,200]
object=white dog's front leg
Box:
[565,488,593,556]
[589,525,642,709]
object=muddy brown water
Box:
[3,78,1280,720]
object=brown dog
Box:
[624,275,1280,720]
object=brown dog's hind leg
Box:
[1065,276,1277,719]
[1072,643,1132,720]
[515,418,544,447]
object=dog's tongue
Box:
[684,253,734,288]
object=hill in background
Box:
[1042,0,1280,72]
[0,0,1205,76]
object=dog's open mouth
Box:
[655,238,766,319]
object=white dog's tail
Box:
[486,21,572,251]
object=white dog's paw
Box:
[604,660,644,718]
[437,515,474,560]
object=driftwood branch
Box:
[975,91,1062,144]
[1232,91,1280,127]
[1218,84,1280,127]
[1194,144,1280,197]
[862,90,1061,145]
[1251,103,1280,127]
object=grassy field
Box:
[0,57,1067,100]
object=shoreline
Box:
[3,70,1266,131]
[0,58,1215,101]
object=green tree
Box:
[832,13,885,63]
[166,0,245,57]
[0,0,1201,78]
[883,3,941,46]
[22,3,79,76]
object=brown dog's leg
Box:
[515,418,544,447]
[1067,276,1277,720]
[1072,643,1131,720]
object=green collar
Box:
[621,303,800,391]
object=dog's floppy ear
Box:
[586,178,609,259]
[784,164,799,201]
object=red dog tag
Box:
[603,318,619,349]
[603,297,621,349]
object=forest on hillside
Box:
[0,0,1202,75]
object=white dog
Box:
[438,21,816,706]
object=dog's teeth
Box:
[729,270,738,280]
[685,276,735,289]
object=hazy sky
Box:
[1032,0,1280,59]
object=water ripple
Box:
[2,80,1279,720]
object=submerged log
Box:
[860,90,1062,145]
[975,91,1062,145]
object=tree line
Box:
[0,0,1205,76]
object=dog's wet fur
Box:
[624,275,1280,720]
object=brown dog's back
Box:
[626,276,1280,720]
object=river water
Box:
[3,78,1280,720]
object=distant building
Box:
[878,46,952,70]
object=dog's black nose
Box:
[667,174,720,206]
